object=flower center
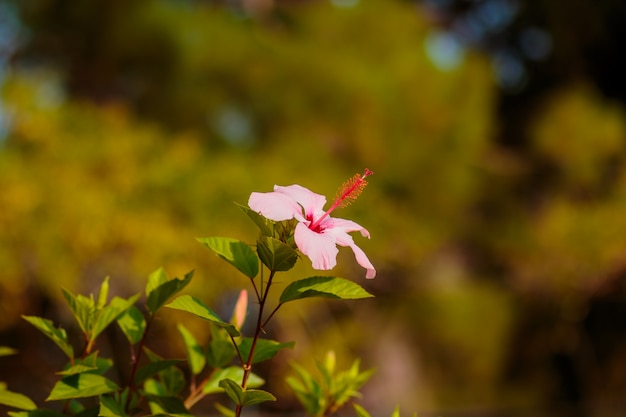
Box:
[308,168,373,232]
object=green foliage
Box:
[0,173,382,417]
[0,383,37,411]
[146,270,193,315]
[165,295,240,337]
[201,367,264,395]
[8,410,67,417]
[47,374,120,401]
[206,325,238,369]
[256,236,299,272]
[177,324,206,376]
[197,237,259,279]
[287,352,374,417]
[20,316,74,359]
[116,306,146,345]
[279,276,374,304]
[237,338,295,365]
[218,379,276,407]
[0,347,17,357]
[354,405,415,417]
[238,204,275,237]
[5,272,290,416]
[57,353,112,376]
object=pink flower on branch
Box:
[248,169,376,279]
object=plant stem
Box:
[235,269,276,417]
[124,315,153,413]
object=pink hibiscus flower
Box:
[248,169,376,279]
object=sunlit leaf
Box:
[202,366,264,394]
[237,203,274,236]
[353,404,372,417]
[197,237,258,278]
[237,338,294,364]
[8,410,67,417]
[91,294,140,340]
[177,323,205,375]
[46,374,119,401]
[213,402,235,417]
[61,289,93,334]
[97,276,110,310]
[146,270,193,315]
[241,389,276,406]
[146,268,170,297]
[56,353,98,376]
[21,316,74,359]
[165,295,239,337]
[0,346,17,356]
[279,276,374,304]
[0,383,37,410]
[218,378,276,407]
[116,305,146,345]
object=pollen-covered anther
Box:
[334,168,374,209]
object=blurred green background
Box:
[1,0,626,415]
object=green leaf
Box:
[213,402,236,417]
[96,276,110,309]
[165,295,239,337]
[353,404,372,417]
[0,346,17,356]
[91,294,140,340]
[197,237,258,279]
[21,316,74,359]
[241,389,276,406]
[60,289,93,334]
[286,363,322,416]
[256,236,298,272]
[218,379,244,405]
[177,323,205,375]
[146,267,169,296]
[279,276,374,304]
[237,203,274,236]
[140,349,186,396]
[46,374,119,401]
[99,394,129,417]
[56,353,98,376]
[237,338,294,364]
[143,394,191,416]
[217,379,276,407]
[206,336,237,368]
[0,383,37,410]
[8,410,67,417]
[116,305,146,345]
[134,359,183,384]
[146,270,193,315]
[202,366,264,394]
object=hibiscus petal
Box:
[327,224,376,279]
[274,185,327,220]
[324,217,371,238]
[248,191,303,221]
[294,223,339,270]
[347,242,377,279]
